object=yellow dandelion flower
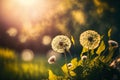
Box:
[80,30,100,49]
[51,35,71,53]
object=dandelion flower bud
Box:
[81,55,87,60]
[108,40,118,48]
[48,55,56,64]
[67,63,73,69]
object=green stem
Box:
[64,50,73,79]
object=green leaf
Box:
[61,58,77,77]
[71,35,75,45]
[96,41,105,55]
[80,47,88,57]
[48,69,58,80]
[61,64,69,76]
[91,49,94,55]
[108,28,112,38]
[78,60,82,66]
[70,71,76,76]
[103,48,115,63]
[70,58,78,70]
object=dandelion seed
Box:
[48,55,56,64]
[81,55,87,60]
[51,35,71,53]
[80,30,100,49]
[108,40,118,48]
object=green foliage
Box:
[108,28,112,39]
[96,40,105,55]
[48,29,119,80]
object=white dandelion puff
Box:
[51,35,71,53]
[80,30,101,49]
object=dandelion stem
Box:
[55,63,65,76]
[68,50,73,59]
[101,47,108,56]
[64,49,73,79]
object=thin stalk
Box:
[68,50,73,59]
[64,50,73,79]
[55,63,65,76]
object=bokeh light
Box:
[1,0,59,23]
[6,27,18,37]
[21,49,34,61]
[42,35,52,45]
[71,10,86,25]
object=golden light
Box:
[19,34,28,43]
[6,27,18,37]
[18,22,46,43]
[21,49,34,61]
[71,10,86,25]
[1,0,60,23]
[1,0,61,42]
[42,35,52,45]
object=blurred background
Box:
[0,0,120,79]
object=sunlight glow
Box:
[1,0,59,23]
[19,22,45,43]
[72,10,86,25]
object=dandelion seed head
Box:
[51,35,71,53]
[80,30,100,49]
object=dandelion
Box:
[80,30,100,49]
[108,40,118,48]
[109,60,116,68]
[51,35,71,53]
[81,55,87,60]
[48,55,56,64]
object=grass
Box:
[0,48,53,80]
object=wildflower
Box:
[51,35,71,53]
[81,55,87,60]
[79,30,100,49]
[108,40,118,48]
[48,55,56,64]
[67,63,73,69]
